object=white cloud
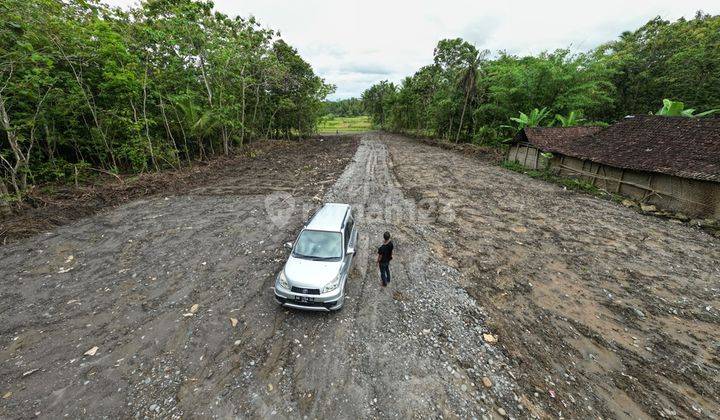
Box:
[103,0,719,99]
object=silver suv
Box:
[274,203,357,311]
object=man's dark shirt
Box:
[378,241,394,264]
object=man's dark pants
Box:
[379,262,391,286]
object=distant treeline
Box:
[0,0,332,198]
[361,12,720,144]
[322,98,364,117]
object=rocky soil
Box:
[0,137,357,245]
[1,133,718,419]
[386,133,720,419]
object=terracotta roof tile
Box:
[556,115,720,182]
[515,126,603,152]
[513,116,720,182]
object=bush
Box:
[472,126,503,146]
[32,159,91,183]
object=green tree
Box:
[597,12,720,118]
[0,0,332,199]
[361,80,396,127]
[323,98,364,117]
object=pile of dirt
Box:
[0,136,359,245]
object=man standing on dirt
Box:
[377,231,393,287]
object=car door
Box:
[341,214,355,281]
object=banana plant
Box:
[503,107,551,131]
[655,99,719,117]
[555,111,585,127]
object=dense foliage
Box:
[0,0,332,198]
[322,98,364,118]
[362,12,720,144]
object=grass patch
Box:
[317,116,373,133]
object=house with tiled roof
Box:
[506,115,720,219]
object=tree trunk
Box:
[0,179,10,216]
[44,123,56,163]
[252,79,261,136]
[159,96,180,168]
[0,154,20,198]
[170,103,191,161]
[0,92,25,195]
[240,67,247,146]
[221,126,229,156]
[198,54,213,107]
[198,136,206,161]
[456,88,471,143]
[199,53,221,157]
[266,109,278,140]
[142,67,159,172]
[0,70,14,202]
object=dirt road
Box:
[1,133,719,419]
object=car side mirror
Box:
[284,241,293,250]
[346,246,355,255]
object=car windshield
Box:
[293,230,343,260]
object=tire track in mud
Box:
[7,132,674,418]
[273,133,523,419]
[216,134,519,419]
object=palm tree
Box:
[455,53,482,143]
[172,92,220,160]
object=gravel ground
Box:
[1,133,719,419]
[385,133,720,419]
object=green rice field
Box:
[317,116,373,133]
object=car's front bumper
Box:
[273,284,344,312]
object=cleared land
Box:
[317,115,373,133]
[1,133,718,419]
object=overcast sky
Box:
[105,0,719,100]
